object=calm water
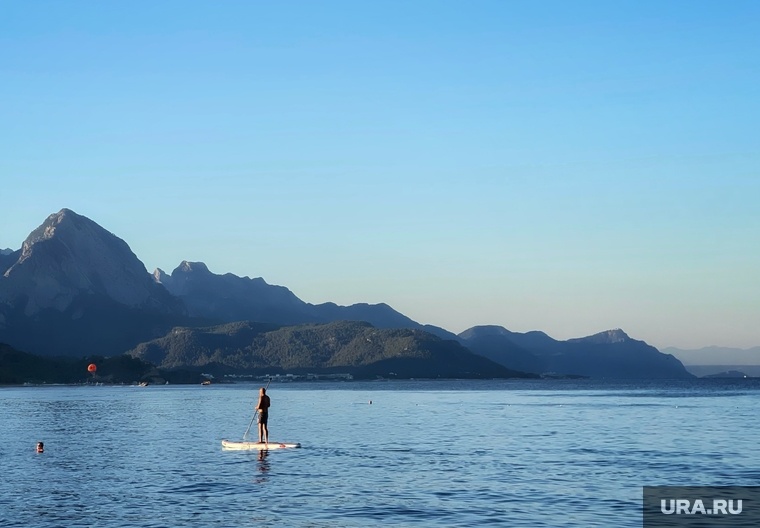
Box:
[1,379,759,527]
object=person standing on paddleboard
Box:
[256,387,271,444]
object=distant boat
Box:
[201,380,211,386]
[138,381,149,387]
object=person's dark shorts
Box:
[258,411,268,425]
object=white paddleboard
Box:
[221,439,301,451]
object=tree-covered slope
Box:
[127,320,535,379]
[0,342,153,384]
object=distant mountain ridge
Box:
[662,346,760,366]
[0,249,19,275]
[567,328,631,344]
[154,260,312,325]
[459,326,693,379]
[683,365,760,378]
[153,259,459,340]
[0,208,695,379]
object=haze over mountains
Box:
[662,346,760,366]
[0,209,698,379]
[662,346,760,378]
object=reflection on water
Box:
[1,380,759,527]
[254,449,270,484]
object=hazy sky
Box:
[1,1,758,349]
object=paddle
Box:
[243,378,271,441]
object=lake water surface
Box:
[2,379,759,527]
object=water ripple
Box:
[2,381,759,526]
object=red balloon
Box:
[87,363,97,373]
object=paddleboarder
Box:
[256,387,271,444]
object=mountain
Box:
[456,326,547,374]
[560,329,692,379]
[662,346,760,366]
[701,370,751,379]
[682,365,760,378]
[568,328,631,345]
[0,248,19,275]
[0,209,700,381]
[127,320,535,380]
[154,261,313,325]
[0,209,457,360]
[0,209,189,357]
[1,209,183,315]
[154,260,461,341]
[460,326,693,379]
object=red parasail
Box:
[87,363,97,373]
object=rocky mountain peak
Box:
[19,208,90,260]
[1,208,184,315]
[572,328,631,345]
[600,328,630,342]
[153,267,172,284]
[176,261,210,274]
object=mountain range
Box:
[152,260,457,340]
[459,326,692,379]
[662,346,760,366]
[661,346,760,378]
[0,208,695,379]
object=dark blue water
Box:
[2,379,759,527]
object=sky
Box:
[1,1,758,349]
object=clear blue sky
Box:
[1,1,758,349]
